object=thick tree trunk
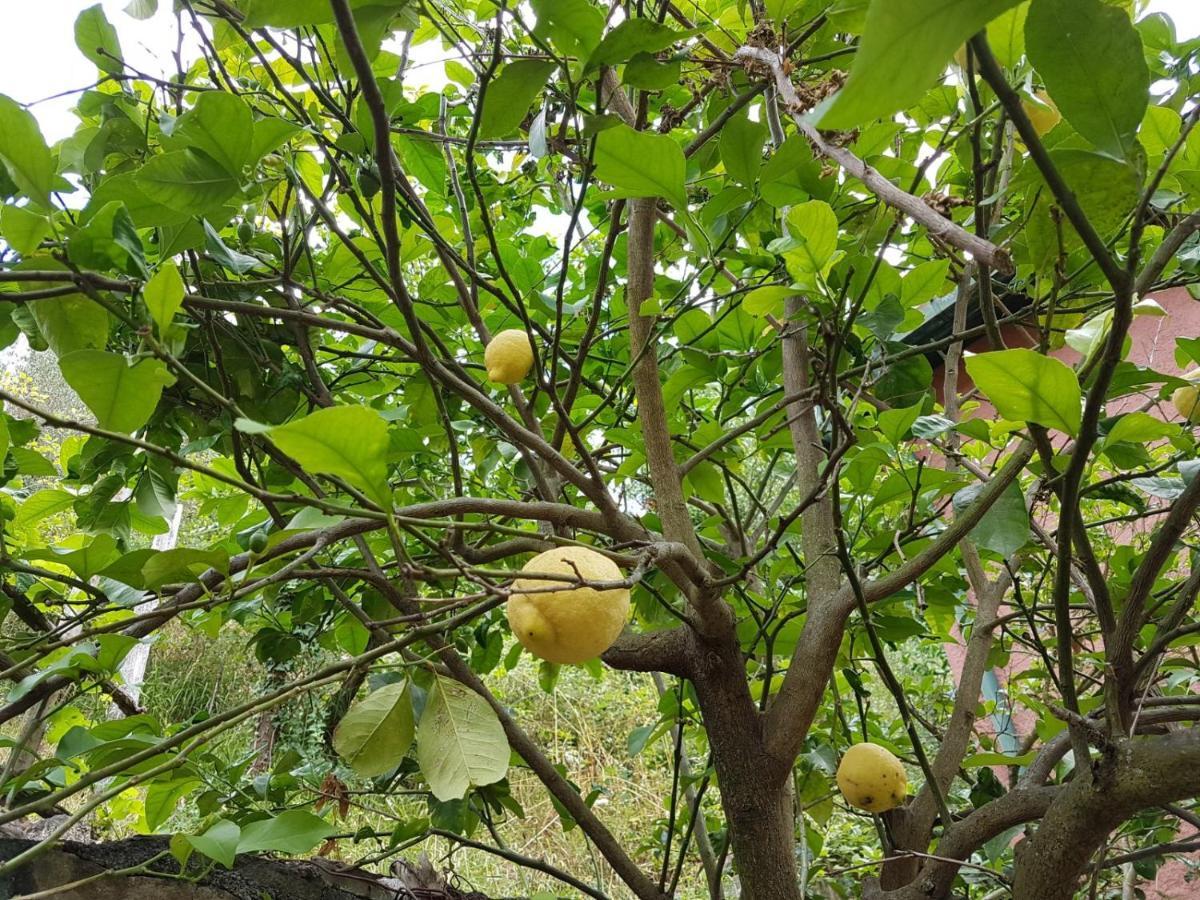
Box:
[723,786,801,900]
[691,630,802,900]
[1011,731,1200,900]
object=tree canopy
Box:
[1,0,1200,898]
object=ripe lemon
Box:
[506,546,630,664]
[1173,384,1200,423]
[836,742,907,813]
[484,329,534,384]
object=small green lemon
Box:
[836,742,907,813]
[506,546,630,664]
[484,329,534,384]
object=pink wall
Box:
[928,288,1199,896]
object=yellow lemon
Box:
[1022,90,1061,136]
[1173,384,1200,423]
[836,742,907,813]
[484,329,534,384]
[506,546,630,664]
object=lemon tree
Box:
[1,1,1200,899]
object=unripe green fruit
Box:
[357,166,381,199]
[248,530,269,553]
[237,221,254,244]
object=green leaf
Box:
[28,294,109,358]
[240,0,382,27]
[623,54,681,91]
[135,150,240,214]
[743,286,794,317]
[251,118,301,162]
[59,351,174,434]
[144,777,198,832]
[242,406,391,507]
[531,0,604,66]
[141,548,229,591]
[416,676,510,802]
[203,221,260,274]
[0,95,56,207]
[783,200,839,285]
[171,92,254,175]
[188,820,240,868]
[987,2,1029,67]
[14,489,75,529]
[820,0,1022,129]
[965,348,1082,435]
[953,481,1029,556]
[236,810,334,855]
[902,259,951,307]
[1025,0,1149,157]
[123,0,158,20]
[394,135,447,196]
[1104,412,1178,446]
[594,124,687,209]
[0,205,50,255]
[585,19,689,71]
[144,262,186,333]
[67,201,144,274]
[75,5,125,75]
[478,61,556,139]
[719,114,768,187]
[333,681,415,777]
[25,534,119,580]
[879,398,925,445]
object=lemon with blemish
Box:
[505,546,630,664]
[484,329,534,384]
[836,742,907,813]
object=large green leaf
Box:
[953,481,1029,556]
[236,810,334,855]
[594,124,687,209]
[719,114,768,188]
[416,676,509,802]
[188,820,240,868]
[59,351,174,434]
[14,489,76,529]
[0,204,50,255]
[820,0,1022,129]
[134,150,240,214]
[478,61,556,139]
[144,262,185,333]
[531,0,604,65]
[1025,0,1148,157]
[965,348,1082,435]
[333,681,415,777]
[783,200,839,286]
[141,548,230,591]
[25,534,120,580]
[585,19,689,71]
[240,0,386,27]
[170,92,254,175]
[27,288,109,358]
[0,95,56,207]
[75,5,124,75]
[239,406,391,507]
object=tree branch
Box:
[733,45,1013,275]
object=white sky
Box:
[0,1,1197,141]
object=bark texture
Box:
[0,834,477,900]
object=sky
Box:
[1,1,1197,142]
